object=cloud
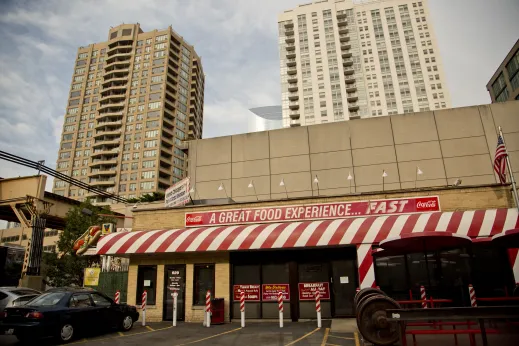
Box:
[0,0,518,192]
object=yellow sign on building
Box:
[83,267,101,286]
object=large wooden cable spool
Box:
[356,294,401,346]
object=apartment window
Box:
[140,182,155,190]
[193,264,215,306]
[143,150,157,157]
[141,171,155,179]
[142,160,156,169]
[145,130,159,137]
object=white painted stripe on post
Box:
[363,215,388,243]
[339,218,366,244]
[479,209,497,237]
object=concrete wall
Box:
[187,102,519,202]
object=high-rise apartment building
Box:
[53,24,204,203]
[278,0,450,127]
[486,39,519,103]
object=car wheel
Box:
[58,323,74,343]
[121,314,134,331]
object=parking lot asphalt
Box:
[0,320,359,346]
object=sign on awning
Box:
[185,196,440,227]
[165,177,190,208]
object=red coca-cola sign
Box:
[185,196,441,227]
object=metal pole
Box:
[499,126,519,212]
[173,292,178,327]
[253,185,259,201]
[415,169,418,188]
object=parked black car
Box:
[0,288,139,343]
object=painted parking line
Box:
[69,325,173,344]
[284,327,320,346]
[328,334,355,341]
[354,332,360,346]
[145,326,155,331]
[321,327,330,346]
[174,327,242,346]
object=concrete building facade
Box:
[185,102,519,202]
[278,0,451,127]
[53,24,205,204]
[487,39,519,103]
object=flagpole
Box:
[499,126,519,212]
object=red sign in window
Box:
[233,285,261,302]
[262,284,290,301]
[298,282,331,301]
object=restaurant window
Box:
[136,265,157,305]
[193,264,214,306]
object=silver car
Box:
[0,287,41,311]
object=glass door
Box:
[163,265,186,321]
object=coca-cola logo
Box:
[186,215,203,223]
[416,199,438,210]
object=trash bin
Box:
[211,298,225,324]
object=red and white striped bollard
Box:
[205,290,211,327]
[114,290,120,304]
[141,290,147,326]
[315,291,322,328]
[469,284,477,307]
[420,286,427,309]
[240,291,245,328]
[278,292,284,328]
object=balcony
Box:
[348,102,359,111]
[344,67,355,75]
[88,168,117,177]
[90,179,116,187]
[337,12,347,19]
[98,102,125,111]
[290,120,301,127]
[287,75,298,83]
[104,60,131,71]
[287,67,297,75]
[289,111,300,120]
[284,22,294,28]
[106,44,132,56]
[339,34,350,42]
[288,94,299,101]
[95,119,122,128]
[349,113,361,120]
[285,29,294,36]
[342,51,352,58]
[347,93,358,102]
[289,101,299,110]
[97,111,123,121]
[338,27,349,35]
[288,84,298,92]
[91,148,119,158]
[286,44,296,51]
[341,43,352,50]
[92,139,120,148]
[103,68,130,78]
[346,83,357,92]
[343,58,353,66]
[99,93,126,103]
[101,84,127,95]
[93,129,121,138]
[102,76,128,86]
[337,19,348,27]
[286,59,296,67]
[286,52,296,59]
[285,37,295,44]
[344,75,356,84]
[90,158,118,167]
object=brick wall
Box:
[128,252,230,323]
[133,184,514,231]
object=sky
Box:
[0,0,518,192]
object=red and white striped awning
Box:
[96,208,519,255]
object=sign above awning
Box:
[185,196,440,227]
[95,208,518,256]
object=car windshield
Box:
[10,289,40,296]
[26,292,65,306]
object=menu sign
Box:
[262,284,290,301]
[298,282,331,301]
[233,285,261,301]
[168,269,182,292]
[185,196,440,227]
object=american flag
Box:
[494,135,507,184]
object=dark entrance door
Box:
[163,265,186,321]
[331,260,357,316]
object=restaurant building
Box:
[95,102,519,322]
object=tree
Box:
[126,192,165,203]
[42,199,115,287]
